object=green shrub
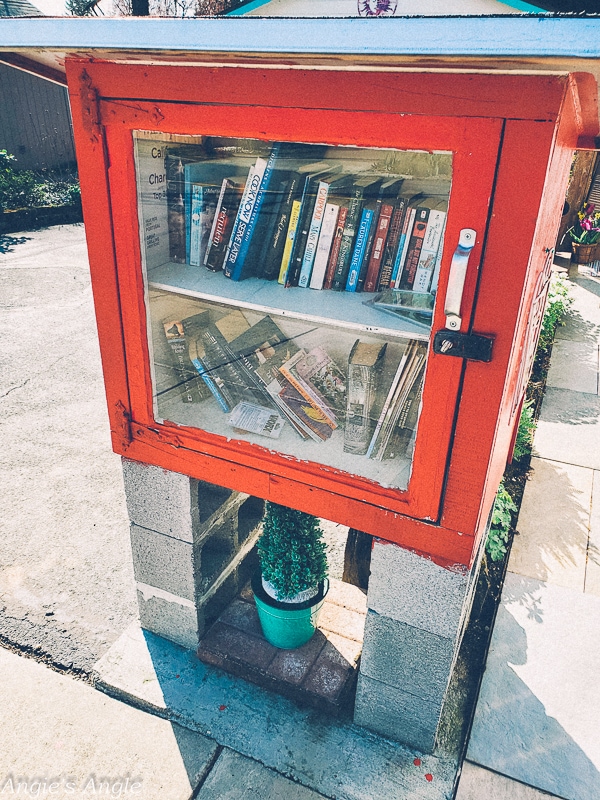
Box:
[486,481,517,562]
[513,400,535,461]
[537,275,572,355]
[257,502,328,599]
[0,149,80,211]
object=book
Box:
[228,401,284,439]
[322,205,349,290]
[165,144,207,264]
[187,330,231,413]
[382,363,426,460]
[331,176,382,291]
[345,206,376,292]
[363,202,394,292]
[412,201,448,293]
[184,160,249,266]
[279,346,346,429]
[367,340,427,461]
[189,182,221,267]
[278,379,334,441]
[298,179,331,288]
[204,178,244,272]
[286,164,343,287]
[244,170,293,280]
[355,201,384,293]
[390,193,424,287]
[397,205,431,291]
[309,203,340,290]
[344,340,387,455]
[430,231,445,293]
[162,319,210,404]
[278,198,302,284]
[223,157,268,279]
[377,198,408,291]
[262,170,304,281]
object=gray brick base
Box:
[354,539,482,752]
[122,458,263,649]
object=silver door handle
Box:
[445,228,476,331]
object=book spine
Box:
[165,154,186,264]
[279,362,337,429]
[331,188,363,291]
[398,207,430,290]
[298,181,330,288]
[413,209,447,293]
[189,354,231,412]
[204,177,229,267]
[278,199,302,284]
[204,181,242,273]
[229,147,280,282]
[344,353,380,455]
[377,200,406,291]
[309,203,339,290]
[430,232,445,293]
[390,206,417,288]
[355,203,381,292]
[223,159,266,278]
[262,172,301,281]
[323,205,348,290]
[364,203,394,292]
[345,208,374,292]
[189,184,203,267]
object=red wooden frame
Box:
[65,59,596,569]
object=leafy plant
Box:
[486,481,517,562]
[566,202,600,245]
[537,275,572,355]
[0,150,80,211]
[513,400,535,462]
[257,502,328,600]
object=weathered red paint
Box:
[65,57,597,569]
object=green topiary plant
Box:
[257,502,328,601]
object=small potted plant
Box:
[567,202,600,264]
[252,502,329,649]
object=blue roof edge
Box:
[0,16,600,59]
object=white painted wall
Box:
[244,0,535,16]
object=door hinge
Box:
[433,330,494,362]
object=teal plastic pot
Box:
[252,572,329,649]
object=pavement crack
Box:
[0,354,69,399]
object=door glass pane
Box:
[133,131,452,490]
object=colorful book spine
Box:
[204,179,242,272]
[278,199,302,284]
[377,200,407,291]
[345,207,375,292]
[390,205,418,288]
[204,177,229,267]
[229,145,281,281]
[331,187,364,291]
[363,203,394,292]
[309,203,339,290]
[189,184,203,267]
[322,205,348,290]
[398,207,430,290]
[413,209,447,293]
[262,171,302,281]
[355,202,382,292]
[223,158,267,278]
[298,180,330,288]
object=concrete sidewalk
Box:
[458,267,600,800]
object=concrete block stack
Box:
[121,458,263,649]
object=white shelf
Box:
[148,261,431,342]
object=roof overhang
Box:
[1,16,599,144]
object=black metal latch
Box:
[433,330,494,362]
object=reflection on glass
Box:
[134,132,452,490]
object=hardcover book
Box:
[345,206,376,292]
[397,205,430,291]
[344,340,387,455]
[331,176,382,291]
[363,202,394,292]
[162,319,210,404]
[309,203,340,290]
[203,178,244,272]
[280,347,346,428]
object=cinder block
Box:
[136,587,199,650]
[360,610,455,700]
[122,458,197,542]
[367,540,469,639]
[130,524,195,602]
[353,673,443,753]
